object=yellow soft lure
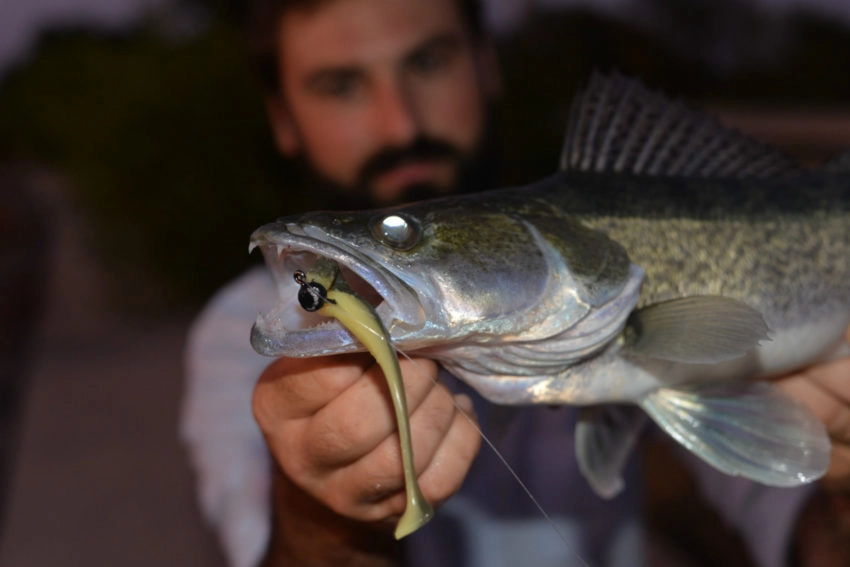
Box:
[295,260,433,539]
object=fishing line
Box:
[396,348,590,567]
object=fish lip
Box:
[249,221,425,357]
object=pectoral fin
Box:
[640,382,830,486]
[622,296,770,364]
[575,405,648,499]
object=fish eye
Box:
[369,213,421,250]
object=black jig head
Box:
[294,270,330,312]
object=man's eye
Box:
[310,74,361,99]
[410,50,444,74]
[322,79,357,98]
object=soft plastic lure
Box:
[294,260,433,539]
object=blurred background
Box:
[1,0,849,565]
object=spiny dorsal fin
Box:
[561,71,803,178]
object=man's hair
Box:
[247,0,486,94]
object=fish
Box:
[249,72,850,512]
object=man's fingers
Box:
[318,380,462,509]
[313,390,481,522]
[253,351,478,525]
[822,443,850,493]
[303,357,440,469]
[254,354,373,422]
[416,393,482,506]
[776,338,850,493]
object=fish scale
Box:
[554,173,850,320]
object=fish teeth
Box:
[299,319,340,332]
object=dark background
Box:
[1,1,849,565]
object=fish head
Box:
[250,188,637,358]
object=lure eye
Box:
[369,213,421,250]
[294,270,327,312]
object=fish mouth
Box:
[249,221,425,357]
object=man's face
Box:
[267,0,499,206]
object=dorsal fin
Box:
[561,71,803,178]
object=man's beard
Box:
[289,124,500,211]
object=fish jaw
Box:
[249,221,427,357]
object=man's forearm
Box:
[262,471,404,567]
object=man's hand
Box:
[775,327,850,565]
[253,353,481,566]
[775,329,850,491]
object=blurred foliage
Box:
[0,9,849,310]
[0,22,303,310]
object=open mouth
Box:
[248,222,425,357]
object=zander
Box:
[250,73,850,522]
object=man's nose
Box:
[372,81,419,146]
